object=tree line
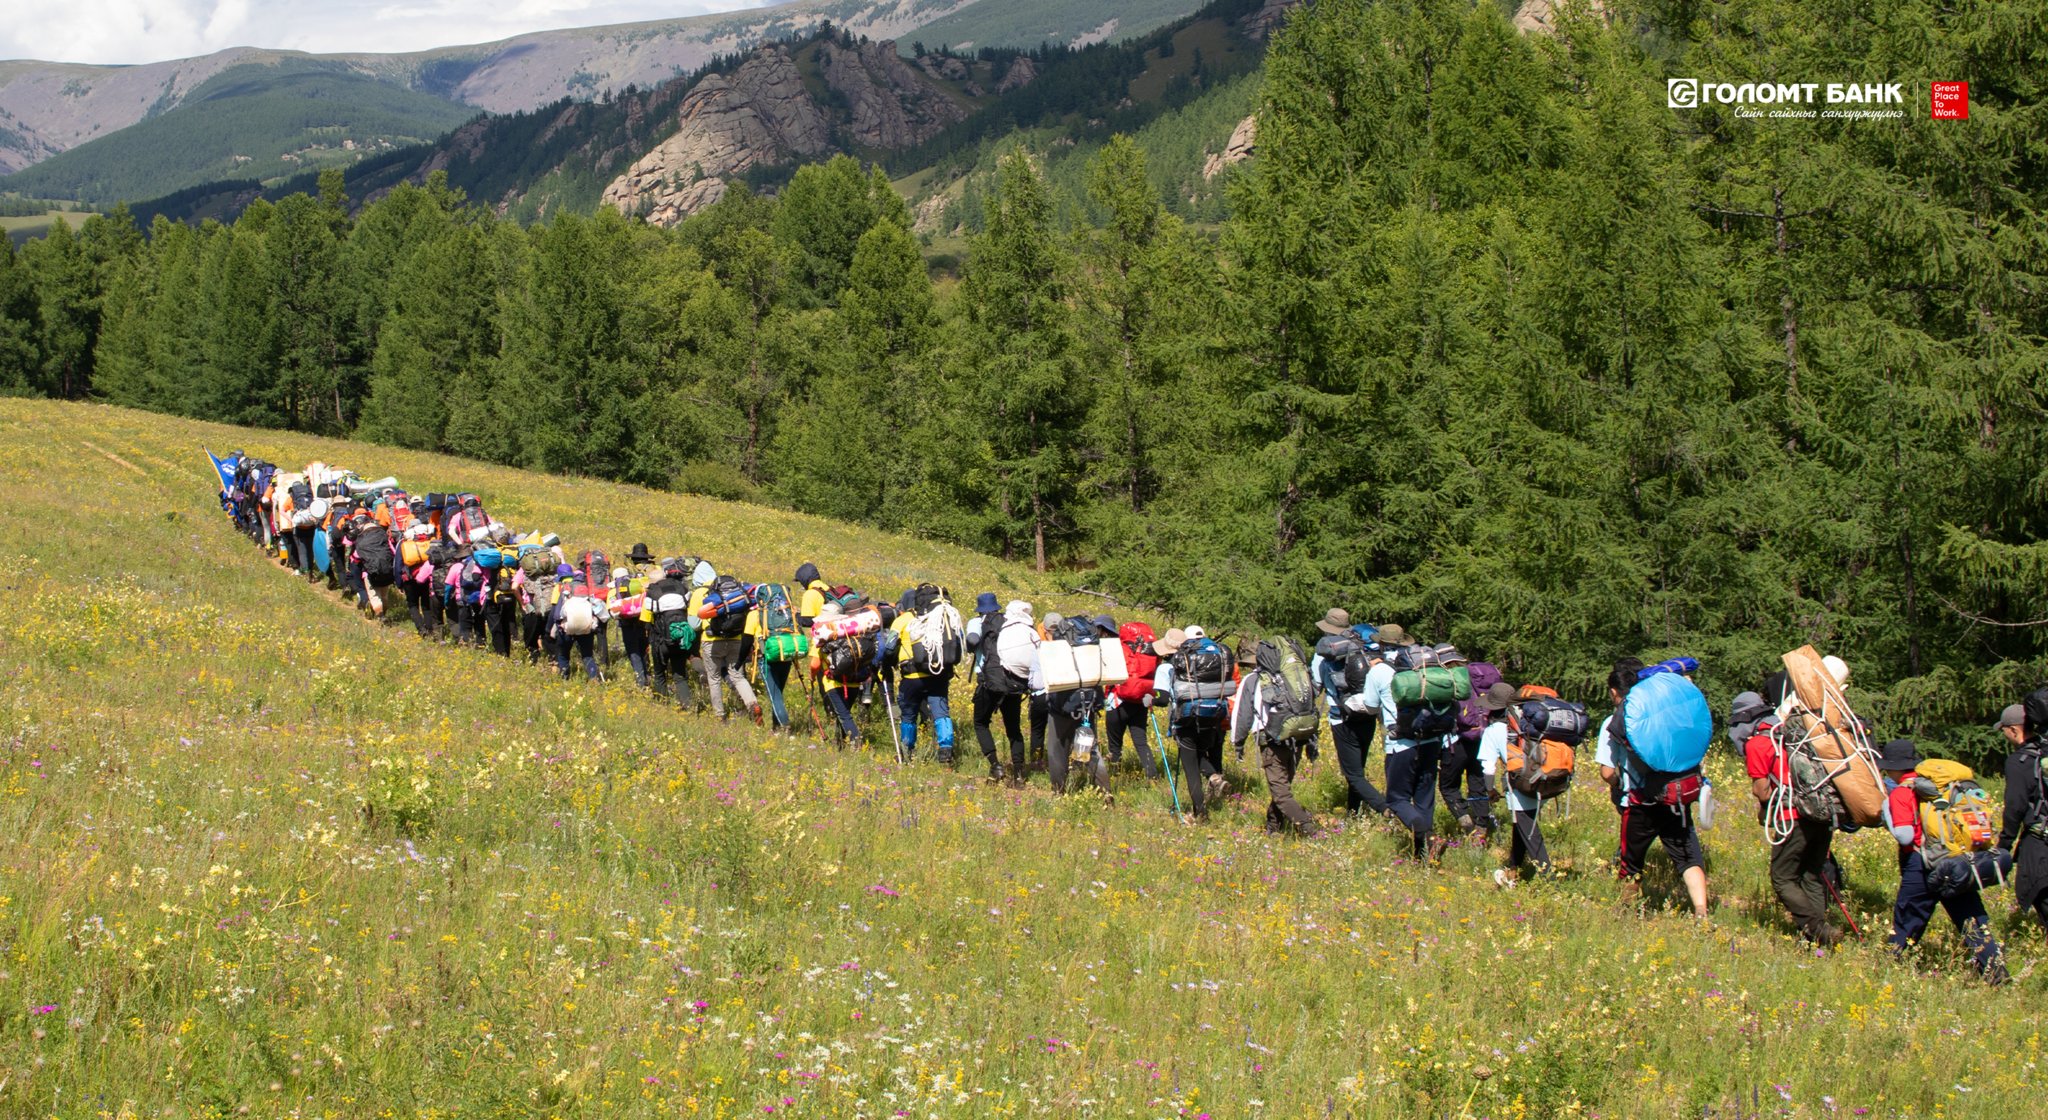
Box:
[2,0,2044,757]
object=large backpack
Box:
[1616,673,1712,807]
[1256,635,1320,744]
[1915,760,1998,858]
[1171,637,1232,719]
[558,592,602,637]
[1456,662,1504,744]
[448,502,490,545]
[702,574,753,638]
[1504,685,1585,799]
[904,585,963,675]
[288,479,314,512]
[824,632,880,684]
[1113,622,1161,703]
[826,583,862,612]
[354,524,395,586]
[574,550,611,598]
[522,575,559,618]
[756,583,810,662]
[518,549,554,581]
[651,588,697,654]
[977,617,1030,695]
[1313,631,1373,699]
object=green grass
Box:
[1,398,2043,1118]
[1126,18,1253,103]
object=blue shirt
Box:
[1365,662,1419,754]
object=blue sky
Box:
[3,0,777,65]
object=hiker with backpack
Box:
[1596,658,1711,918]
[1475,682,1551,885]
[550,563,606,681]
[1880,738,2008,981]
[810,600,883,748]
[1103,619,1163,779]
[1446,656,1505,842]
[968,597,1034,782]
[890,584,965,763]
[1230,635,1324,836]
[646,558,698,708]
[1153,627,1233,821]
[1311,611,1392,819]
[1996,694,2048,936]
[751,580,812,732]
[691,567,762,722]
[1036,613,1113,798]
[514,549,562,665]
[792,563,829,628]
[615,545,657,688]
[1371,625,1459,860]
[1736,688,1843,946]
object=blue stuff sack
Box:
[1623,670,1712,773]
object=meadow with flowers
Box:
[0,398,2041,1119]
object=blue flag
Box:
[205,448,238,499]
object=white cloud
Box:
[0,0,775,65]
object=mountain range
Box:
[0,0,1210,179]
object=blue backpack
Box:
[1171,637,1232,719]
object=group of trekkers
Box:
[212,452,2048,978]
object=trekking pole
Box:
[1149,708,1182,816]
[1821,873,1863,939]
[797,663,818,733]
[881,679,907,765]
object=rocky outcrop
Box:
[1513,0,1609,33]
[600,47,833,222]
[1201,114,1257,180]
[818,39,971,151]
[995,55,1038,94]
[604,38,969,227]
[1241,0,1304,40]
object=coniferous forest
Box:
[2,0,2044,754]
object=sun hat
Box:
[1315,607,1351,635]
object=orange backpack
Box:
[1503,684,1579,799]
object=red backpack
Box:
[1114,622,1160,702]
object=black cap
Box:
[1877,738,1922,770]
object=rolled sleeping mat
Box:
[1781,645,1884,826]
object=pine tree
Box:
[961,151,1084,570]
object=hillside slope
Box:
[0,396,2036,1117]
[0,0,1207,177]
[0,63,478,205]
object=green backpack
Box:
[1391,665,1472,706]
[1256,635,1321,744]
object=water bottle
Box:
[1071,723,1096,764]
[1697,780,1718,828]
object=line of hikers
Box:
[212,452,2048,975]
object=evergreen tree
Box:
[961,151,1084,570]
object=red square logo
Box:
[1932,81,1969,120]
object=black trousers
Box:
[1507,808,1550,873]
[973,687,1024,770]
[1439,735,1495,832]
[1329,713,1391,816]
[1175,716,1225,818]
[1102,700,1160,776]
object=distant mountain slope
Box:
[0,63,477,204]
[0,0,1205,178]
[123,0,1288,229]
[907,0,1205,51]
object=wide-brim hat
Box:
[1091,613,1118,636]
[976,592,1000,614]
[1375,623,1410,647]
[1153,627,1187,656]
[1479,681,1517,711]
[1235,639,1259,667]
[1315,607,1351,635]
[629,543,653,563]
[1877,738,1922,770]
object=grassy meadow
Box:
[0,398,2041,1119]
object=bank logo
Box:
[1667,78,1699,108]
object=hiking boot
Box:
[937,749,955,766]
[1493,869,1519,890]
[1425,836,1450,865]
[1206,774,1227,801]
[986,760,1006,782]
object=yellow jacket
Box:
[798,580,828,622]
[688,585,744,645]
